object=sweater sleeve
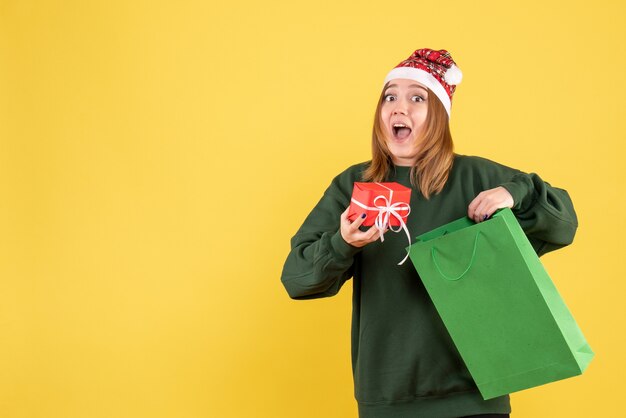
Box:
[476,157,578,257]
[280,172,363,300]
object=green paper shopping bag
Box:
[407,208,593,400]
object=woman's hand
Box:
[468,186,515,223]
[340,207,388,247]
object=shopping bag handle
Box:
[431,231,482,281]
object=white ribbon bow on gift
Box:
[350,183,412,265]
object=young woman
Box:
[280,48,578,418]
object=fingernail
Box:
[361,213,367,219]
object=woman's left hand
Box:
[467,186,515,223]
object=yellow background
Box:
[1,1,624,417]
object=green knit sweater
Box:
[280,154,578,418]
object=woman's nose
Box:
[393,106,407,115]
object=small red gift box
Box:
[348,182,411,227]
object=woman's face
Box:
[380,78,429,166]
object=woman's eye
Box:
[384,94,395,102]
[412,96,425,102]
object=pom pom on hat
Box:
[444,64,462,85]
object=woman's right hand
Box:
[340,207,387,248]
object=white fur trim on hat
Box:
[383,67,452,118]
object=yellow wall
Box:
[1,1,624,417]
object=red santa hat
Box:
[383,48,462,118]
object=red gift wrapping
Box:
[347,182,411,227]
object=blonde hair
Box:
[362,82,455,199]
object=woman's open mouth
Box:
[392,124,412,140]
